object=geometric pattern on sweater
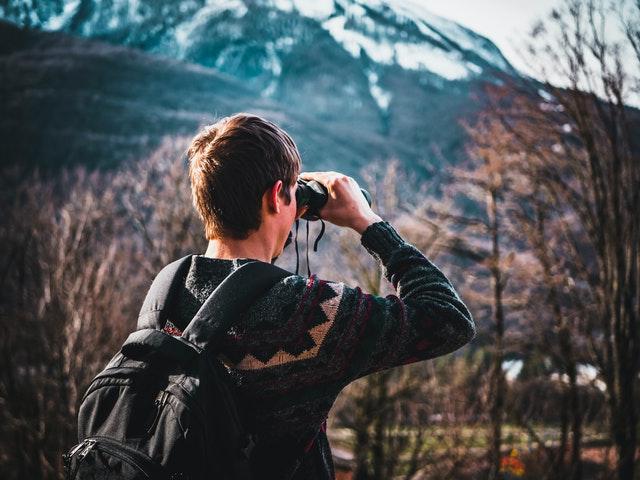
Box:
[233,281,344,369]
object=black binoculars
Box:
[295,177,372,221]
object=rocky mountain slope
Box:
[1,20,421,175]
[0,0,519,177]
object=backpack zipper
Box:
[67,439,92,459]
[67,439,97,478]
[77,439,97,462]
[146,390,169,436]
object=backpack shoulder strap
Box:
[181,261,291,351]
[137,255,193,330]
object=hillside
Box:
[1,21,427,176]
[0,1,522,178]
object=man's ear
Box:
[266,180,283,214]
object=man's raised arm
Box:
[333,219,476,383]
[298,171,475,384]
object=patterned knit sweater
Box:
[171,221,476,479]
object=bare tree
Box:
[416,114,525,479]
[325,160,493,480]
[0,167,139,478]
[479,1,640,477]
[0,138,205,479]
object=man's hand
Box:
[299,171,382,235]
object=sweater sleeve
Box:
[332,220,476,383]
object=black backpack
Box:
[63,255,292,480]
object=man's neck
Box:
[204,233,275,263]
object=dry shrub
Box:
[0,137,204,479]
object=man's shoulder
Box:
[250,272,353,320]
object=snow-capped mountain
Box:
[0,0,519,177]
[3,0,514,99]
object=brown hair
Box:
[188,113,301,240]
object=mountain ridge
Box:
[0,1,520,181]
[0,20,428,180]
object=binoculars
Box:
[295,177,372,221]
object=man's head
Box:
[187,113,302,256]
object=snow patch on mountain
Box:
[2,0,512,84]
[366,69,392,111]
[395,42,469,79]
[322,14,473,80]
[466,61,483,75]
[255,0,506,79]
[44,0,80,30]
[262,37,296,97]
[323,16,388,62]
[383,0,510,71]
[175,0,247,56]
[269,0,335,20]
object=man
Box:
[170,113,476,479]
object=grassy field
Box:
[329,423,609,452]
[328,424,615,479]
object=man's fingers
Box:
[299,171,338,185]
[299,171,325,179]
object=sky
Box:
[421,0,560,77]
